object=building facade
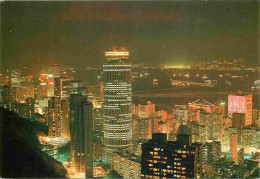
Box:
[228,93,252,126]
[112,151,141,179]
[70,94,93,178]
[103,48,133,165]
[141,130,203,178]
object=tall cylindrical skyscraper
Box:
[103,48,132,165]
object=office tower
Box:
[141,126,203,178]
[232,113,245,127]
[103,48,133,165]
[228,93,252,126]
[25,97,35,119]
[94,108,103,134]
[112,151,141,179]
[238,148,244,166]
[54,76,73,100]
[47,97,69,138]
[230,133,238,164]
[70,94,93,178]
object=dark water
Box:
[74,68,259,110]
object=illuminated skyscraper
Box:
[54,77,73,100]
[103,48,133,165]
[47,97,69,138]
[228,93,252,126]
[69,94,93,178]
[48,97,61,138]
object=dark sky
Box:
[1,1,259,68]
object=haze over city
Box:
[2,1,259,67]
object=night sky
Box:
[1,1,259,68]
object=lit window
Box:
[182,151,186,154]
[182,155,186,158]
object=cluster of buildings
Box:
[0,48,259,178]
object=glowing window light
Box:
[105,51,129,57]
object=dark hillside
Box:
[0,107,67,178]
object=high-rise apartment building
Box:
[47,97,69,138]
[48,97,61,138]
[70,94,93,178]
[112,151,141,179]
[103,48,133,165]
[132,101,156,119]
[228,93,252,126]
[141,126,203,178]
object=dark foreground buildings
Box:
[141,126,203,178]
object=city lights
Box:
[1,1,259,179]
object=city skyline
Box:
[0,1,259,179]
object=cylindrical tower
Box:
[103,48,132,165]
